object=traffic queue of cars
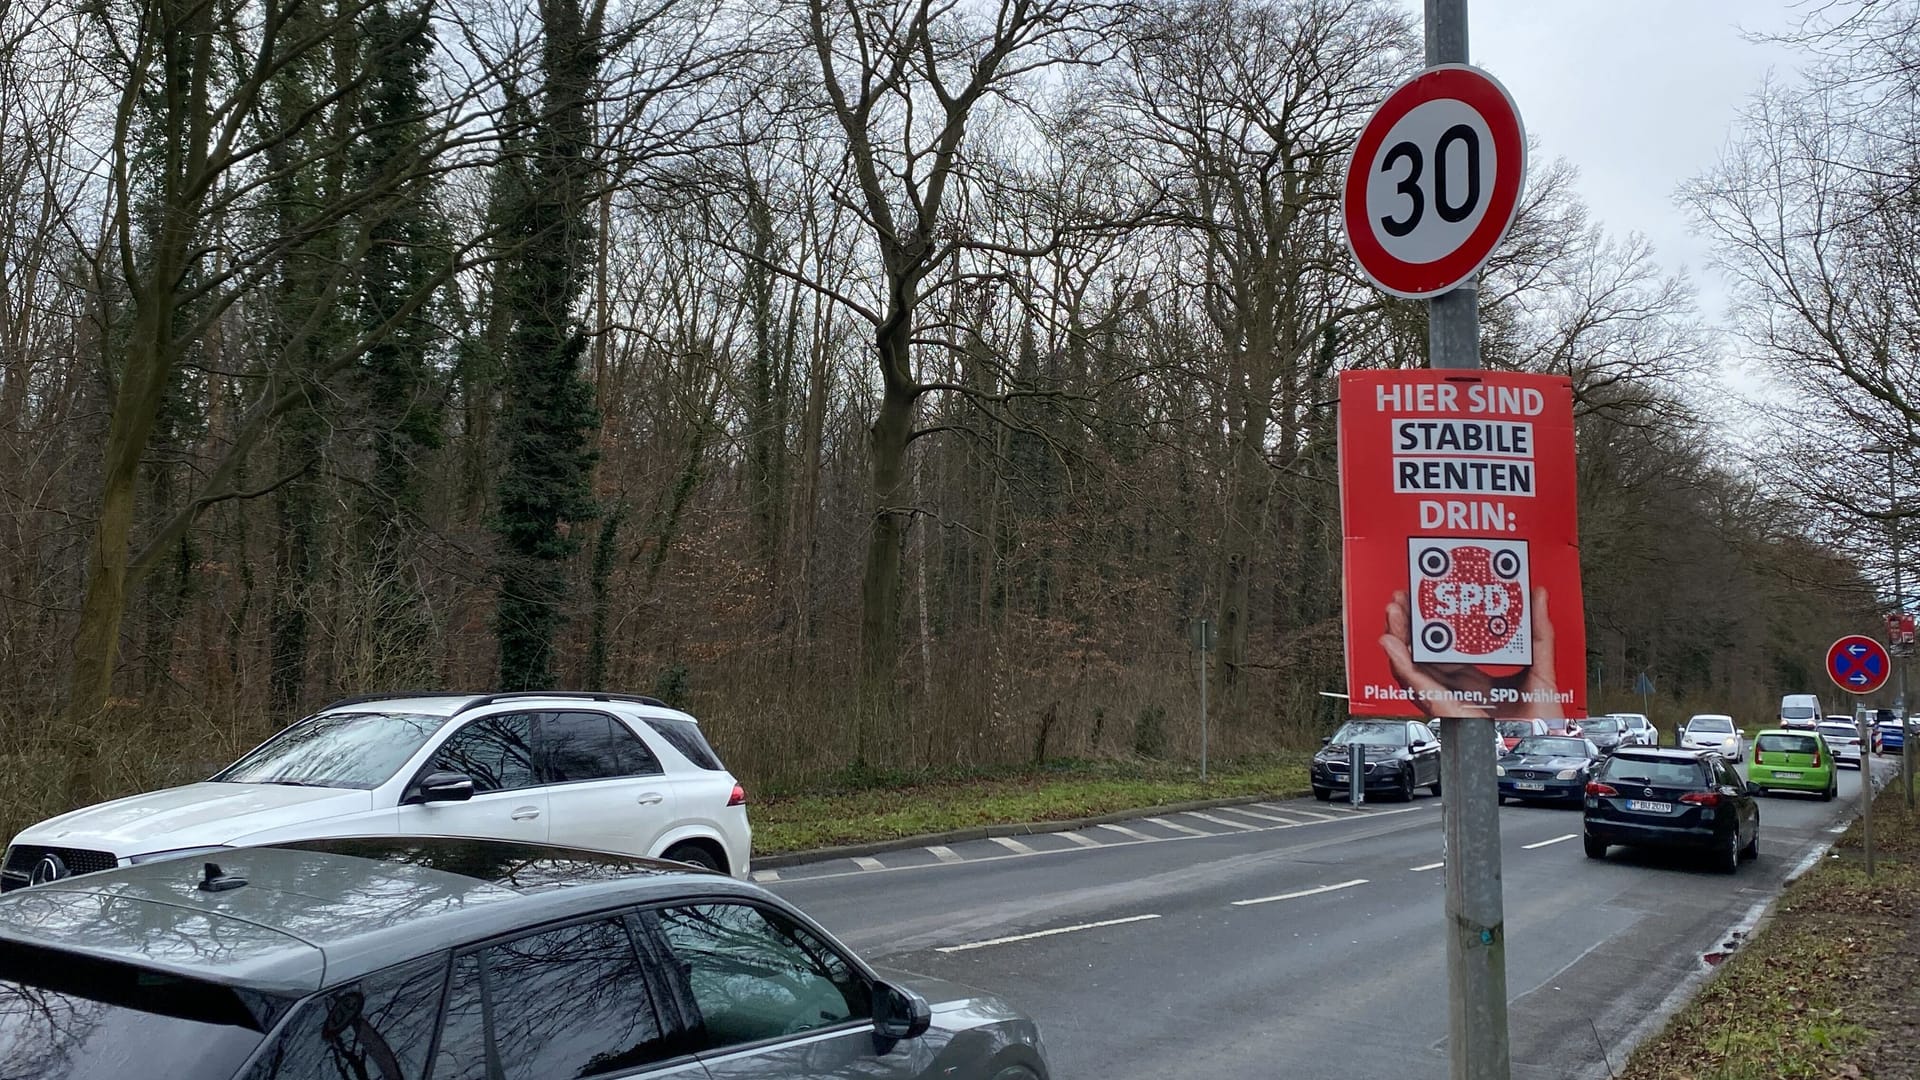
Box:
[0,691,1056,1080]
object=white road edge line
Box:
[934,913,1162,954]
[989,836,1036,855]
[1231,878,1369,907]
[1411,861,1445,872]
[851,856,885,871]
[927,845,964,864]
[1522,833,1577,850]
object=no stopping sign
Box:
[1343,65,1526,299]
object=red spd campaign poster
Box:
[1338,369,1587,720]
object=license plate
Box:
[1516,782,1546,791]
[1774,771,1801,779]
[1626,799,1672,814]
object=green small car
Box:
[1749,728,1838,800]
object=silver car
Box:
[1819,718,1864,769]
[0,836,1050,1080]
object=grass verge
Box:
[1617,784,1920,1080]
[750,754,1311,856]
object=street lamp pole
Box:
[1868,443,1911,808]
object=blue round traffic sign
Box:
[1828,634,1892,695]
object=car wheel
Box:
[1429,779,1443,797]
[1583,834,1606,860]
[1719,831,1740,874]
[1740,828,1759,861]
[662,842,725,873]
[1313,786,1332,802]
[1401,770,1417,802]
[1495,794,1506,806]
[1822,781,1836,802]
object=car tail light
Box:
[727,783,746,807]
[1811,744,1821,768]
[1680,792,1720,807]
[1585,782,1618,797]
[1753,743,1762,765]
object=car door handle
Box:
[636,792,665,806]
[510,807,541,821]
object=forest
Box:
[0,0,1912,814]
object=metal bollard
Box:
[1349,741,1365,806]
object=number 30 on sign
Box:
[1343,65,1526,299]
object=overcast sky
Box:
[1406,0,1808,396]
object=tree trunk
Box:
[857,311,917,757]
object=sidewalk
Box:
[1618,776,1920,1080]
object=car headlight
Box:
[126,845,230,866]
[1556,768,1581,780]
[1495,765,1506,776]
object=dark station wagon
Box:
[0,836,1050,1080]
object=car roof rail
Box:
[452,690,673,716]
[317,691,483,712]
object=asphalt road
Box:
[769,758,1882,1080]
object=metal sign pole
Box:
[1427,4,1510,1078]
[1889,450,1912,809]
[1200,621,1210,784]
[1859,704,1875,878]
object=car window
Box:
[433,918,671,1080]
[1495,721,1539,739]
[216,712,447,790]
[1758,733,1819,755]
[1331,721,1409,746]
[431,714,536,793]
[541,712,663,783]
[642,716,726,771]
[1601,757,1706,787]
[1820,724,1858,740]
[651,903,870,1051]
[243,954,446,1080]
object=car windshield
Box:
[1602,757,1706,787]
[1511,737,1585,758]
[1330,721,1408,747]
[1758,733,1819,754]
[1582,718,1620,733]
[1688,717,1733,733]
[0,949,270,1080]
[213,711,446,790]
[1495,721,1538,738]
[1781,705,1817,719]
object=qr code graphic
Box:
[1407,539,1531,666]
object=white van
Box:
[1780,694,1822,729]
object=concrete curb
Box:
[753,787,1319,870]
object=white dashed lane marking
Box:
[1057,831,1103,848]
[1185,811,1259,831]
[1232,878,1370,907]
[1522,834,1578,850]
[1098,823,1155,841]
[852,856,886,871]
[1216,805,1304,825]
[927,845,964,864]
[751,870,780,882]
[989,836,1036,855]
[935,914,1162,954]
[1143,817,1208,837]
[1411,861,1445,872]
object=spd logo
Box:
[1407,539,1531,665]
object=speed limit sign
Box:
[1343,65,1526,299]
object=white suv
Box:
[3,692,751,891]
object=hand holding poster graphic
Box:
[1338,370,1586,719]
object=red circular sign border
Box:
[1343,65,1527,299]
[1827,633,1893,695]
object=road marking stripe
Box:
[1186,811,1259,831]
[1097,823,1155,841]
[1232,878,1369,907]
[1215,805,1302,825]
[934,914,1162,954]
[1262,804,1338,821]
[1411,861,1445,872]
[927,845,964,864]
[851,856,886,871]
[1144,816,1209,836]
[751,869,780,882]
[1522,833,1577,850]
[1057,831,1102,848]
[989,836,1036,855]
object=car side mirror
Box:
[1738,729,1748,738]
[413,770,475,804]
[1321,736,1331,746]
[872,981,931,1049]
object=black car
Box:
[1496,735,1602,805]
[1311,719,1442,802]
[0,836,1051,1080]
[1582,748,1759,873]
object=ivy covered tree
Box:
[490,0,604,691]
